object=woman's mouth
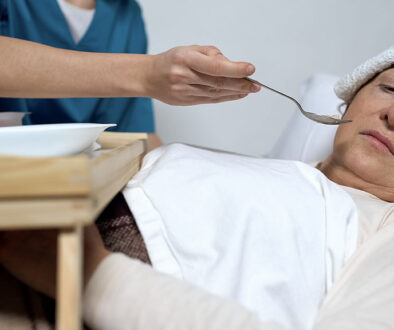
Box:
[360,130,394,156]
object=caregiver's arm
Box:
[0,37,260,105]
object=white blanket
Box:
[122,144,358,330]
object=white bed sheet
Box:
[123,143,358,330]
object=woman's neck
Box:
[317,156,394,202]
[64,0,96,10]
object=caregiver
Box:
[0,0,260,146]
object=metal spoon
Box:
[245,77,351,125]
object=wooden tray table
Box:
[0,132,147,330]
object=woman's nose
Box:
[381,104,394,129]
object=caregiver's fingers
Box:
[198,45,224,57]
[189,93,248,105]
[190,71,261,93]
[186,50,255,78]
[187,84,253,98]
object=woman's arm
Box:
[0,226,285,330]
[84,253,270,330]
[0,37,260,105]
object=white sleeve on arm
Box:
[83,253,285,330]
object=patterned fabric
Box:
[96,192,151,265]
[0,192,150,329]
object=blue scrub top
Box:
[0,0,155,132]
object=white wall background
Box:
[139,0,394,156]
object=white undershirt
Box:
[57,0,95,44]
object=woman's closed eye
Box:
[379,84,394,93]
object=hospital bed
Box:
[0,74,393,330]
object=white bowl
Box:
[0,123,116,157]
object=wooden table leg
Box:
[56,225,83,330]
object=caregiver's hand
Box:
[0,38,259,103]
[145,45,261,105]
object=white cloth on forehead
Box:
[334,46,394,103]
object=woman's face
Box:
[331,68,394,198]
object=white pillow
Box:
[269,74,343,162]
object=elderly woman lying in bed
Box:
[1,47,393,330]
